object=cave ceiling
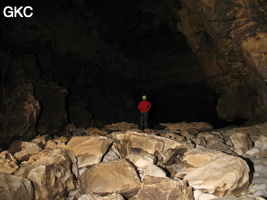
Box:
[0,0,202,84]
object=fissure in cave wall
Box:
[0,0,267,147]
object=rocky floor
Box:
[195,123,267,200]
[0,121,267,200]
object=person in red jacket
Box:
[137,95,152,130]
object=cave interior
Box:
[1,0,267,148]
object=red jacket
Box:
[137,100,152,113]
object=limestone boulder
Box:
[79,159,141,198]
[45,136,68,149]
[14,145,43,162]
[71,128,88,136]
[85,127,107,136]
[65,136,113,168]
[141,165,167,179]
[165,163,185,179]
[0,173,34,200]
[255,136,267,151]
[165,132,186,142]
[0,151,19,174]
[198,132,224,145]
[160,122,213,134]
[8,137,51,155]
[67,188,83,200]
[180,148,250,196]
[31,134,52,147]
[246,147,260,156]
[45,140,57,149]
[255,150,267,159]
[54,136,69,143]
[132,176,194,200]
[78,193,125,200]
[16,149,76,200]
[126,153,155,168]
[230,132,253,153]
[104,122,139,131]
[8,140,41,154]
[192,136,207,146]
[102,145,121,163]
[112,131,188,163]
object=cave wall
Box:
[0,52,40,147]
[167,0,267,121]
[0,49,70,148]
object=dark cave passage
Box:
[134,84,247,129]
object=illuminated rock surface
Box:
[0,121,266,199]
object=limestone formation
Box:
[197,132,224,145]
[165,132,186,142]
[78,193,125,200]
[0,53,66,148]
[230,132,254,153]
[31,134,52,148]
[79,158,141,198]
[132,176,194,200]
[126,153,156,168]
[1,0,267,198]
[85,128,108,136]
[16,149,75,200]
[112,131,188,163]
[45,136,68,149]
[255,136,267,151]
[0,74,41,148]
[172,0,267,121]
[102,144,121,163]
[0,151,19,174]
[14,145,43,162]
[65,136,113,168]
[160,122,213,134]
[0,122,266,199]
[141,165,167,179]
[104,122,139,131]
[0,173,34,200]
[180,148,251,196]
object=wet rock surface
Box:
[0,121,266,200]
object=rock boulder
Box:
[79,158,141,198]
[180,148,250,196]
[0,173,34,200]
[65,136,113,168]
[132,176,194,200]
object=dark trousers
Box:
[140,112,148,129]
